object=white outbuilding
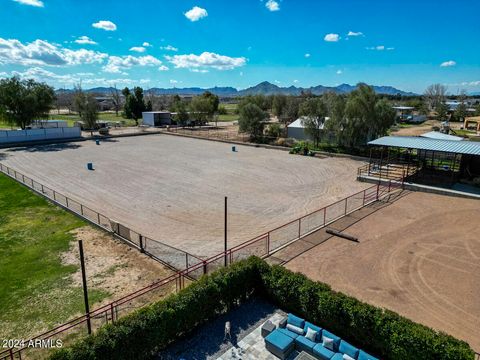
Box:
[142,112,173,127]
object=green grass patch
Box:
[0,174,109,339]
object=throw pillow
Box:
[305,327,318,342]
[286,323,304,335]
[343,354,355,360]
[323,336,334,351]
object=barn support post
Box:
[378,147,384,180]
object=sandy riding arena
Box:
[286,191,480,351]
[0,134,367,257]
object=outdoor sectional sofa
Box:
[265,313,379,360]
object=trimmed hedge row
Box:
[50,258,261,360]
[50,257,475,360]
[258,262,474,360]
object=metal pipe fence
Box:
[0,162,403,360]
[0,163,202,273]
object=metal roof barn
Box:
[368,136,480,156]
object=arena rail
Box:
[0,163,404,360]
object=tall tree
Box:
[110,85,122,116]
[82,94,99,135]
[454,91,468,122]
[123,87,148,125]
[171,95,189,127]
[424,84,447,111]
[299,98,328,147]
[238,102,269,141]
[272,94,287,118]
[0,77,55,129]
[334,84,396,147]
[435,102,449,122]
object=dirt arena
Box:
[285,191,480,351]
[0,134,367,257]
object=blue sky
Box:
[1,0,479,93]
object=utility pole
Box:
[78,240,91,334]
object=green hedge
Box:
[50,257,262,360]
[50,257,475,360]
[259,263,474,360]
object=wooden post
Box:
[78,240,92,334]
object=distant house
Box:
[392,106,426,123]
[142,111,173,127]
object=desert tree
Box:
[424,83,447,111]
[238,102,269,141]
[0,76,55,129]
[110,85,122,116]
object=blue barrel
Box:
[232,146,236,152]
[87,163,94,171]
[95,139,100,145]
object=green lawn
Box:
[217,103,239,122]
[0,174,108,339]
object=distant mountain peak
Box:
[57,82,416,97]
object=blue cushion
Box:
[322,329,341,352]
[277,327,300,339]
[304,321,323,342]
[295,335,317,353]
[331,354,344,360]
[287,313,305,329]
[358,350,379,360]
[313,343,335,360]
[265,330,295,352]
[339,340,359,359]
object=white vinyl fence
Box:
[0,127,81,144]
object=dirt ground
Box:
[65,226,174,306]
[0,134,368,257]
[285,191,480,351]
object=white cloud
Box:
[265,0,280,11]
[0,38,107,66]
[74,36,97,45]
[140,78,151,84]
[161,45,178,52]
[130,46,146,53]
[293,79,299,83]
[184,6,208,22]
[170,79,178,84]
[166,52,246,71]
[324,33,340,42]
[103,55,163,73]
[440,60,456,67]
[304,53,311,58]
[13,0,44,7]
[191,69,209,73]
[158,65,169,71]
[336,70,343,75]
[347,31,363,37]
[10,67,95,84]
[92,20,117,31]
[142,42,152,47]
[366,45,394,51]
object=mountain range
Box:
[61,81,417,97]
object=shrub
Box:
[258,264,474,360]
[51,258,475,360]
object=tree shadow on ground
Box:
[157,297,277,360]
[6,142,82,153]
